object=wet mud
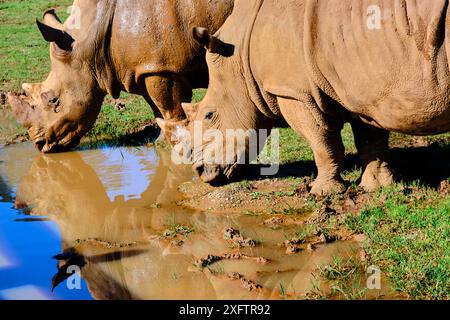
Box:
[0,143,395,300]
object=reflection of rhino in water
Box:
[15,147,356,300]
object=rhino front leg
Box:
[350,119,394,191]
[144,75,192,121]
[278,97,346,196]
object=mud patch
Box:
[73,238,139,249]
[161,224,195,247]
[195,253,269,270]
[119,120,159,144]
[113,100,127,111]
[2,135,29,146]
[179,177,315,215]
[180,178,370,245]
[223,227,258,247]
[226,272,263,291]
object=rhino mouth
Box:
[193,162,239,185]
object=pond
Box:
[0,143,358,300]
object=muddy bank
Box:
[179,177,371,239]
[177,176,379,295]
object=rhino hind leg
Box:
[278,97,347,196]
[351,120,394,191]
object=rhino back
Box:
[304,0,450,133]
[248,0,450,134]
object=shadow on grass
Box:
[238,141,450,189]
[390,142,450,187]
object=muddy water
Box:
[0,143,359,300]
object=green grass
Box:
[280,281,287,300]
[313,255,368,300]
[345,185,450,299]
[295,226,315,243]
[192,89,207,103]
[162,224,194,239]
[0,0,73,90]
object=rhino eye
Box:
[41,91,61,112]
[49,97,61,112]
[205,112,215,120]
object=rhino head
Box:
[7,9,107,153]
[158,27,273,184]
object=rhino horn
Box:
[192,27,235,57]
[43,9,64,30]
[181,103,198,121]
[7,93,37,128]
[36,19,74,51]
[156,118,188,146]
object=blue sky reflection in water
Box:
[0,143,158,300]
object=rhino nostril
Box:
[22,84,32,96]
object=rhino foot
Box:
[310,178,347,196]
[359,160,394,192]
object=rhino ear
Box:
[192,27,235,57]
[193,27,213,49]
[36,19,74,51]
[43,9,64,30]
